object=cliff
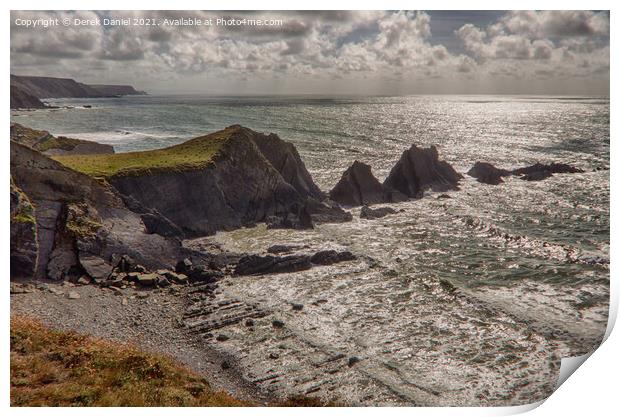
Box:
[10,123,114,156]
[10,86,45,109]
[53,125,332,237]
[10,141,181,281]
[88,84,146,96]
[10,75,146,107]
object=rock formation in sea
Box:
[383,144,462,199]
[467,161,585,184]
[329,161,386,207]
[53,125,349,237]
[10,141,181,281]
[10,86,45,109]
[10,123,114,156]
[467,162,511,185]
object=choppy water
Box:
[12,95,610,405]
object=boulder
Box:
[359,206,397,219]
[383,144,462,198]
[79,255,113,280]
[329,161,386,206]
[467,162,510,185]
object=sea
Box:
[11,94,610,405]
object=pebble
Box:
[272,319,285,328]
[269,352,280,359]
[67,291,81,300]
[291,303,304,311]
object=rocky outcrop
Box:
[11,74,145,99]
[467,162,510,185]
[383,145,462,199]
[10,123,114,156]
[10,86,45,109]
[10,180,38,279]
[10,141,180,281]
[329,161,386,206]
[512,163,584,181]
[247,128,323,200]
[467,161,585,184]
[54,125,351,236]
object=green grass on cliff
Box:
[53,127,237,178]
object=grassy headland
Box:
[53,126,238,178]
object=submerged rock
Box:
[329,161,386,207]
[234,249,356,276]
[512,162,584,176]
[310,250,356,265]
[383,144,462,199]
[359,205,397,219]
[467,162,510,185]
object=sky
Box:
[10,10,610,95]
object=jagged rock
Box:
[359,206,397,219]
[247,127,323,200]
[304,198,353,224]
[329,161,386,206]
[310,250,356,265]
[467,162,510,185]
[234,254,312,276]
[383,144,462,198]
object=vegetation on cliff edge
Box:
[53,126,240,178]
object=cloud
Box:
[9,10,609,93]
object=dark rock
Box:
[234,254,312,276]
[436,194,452,199]
[187,265,223,283]
[512,162,584,176]
[467,162,510,185]
[359,205,397,219]
[157,276,171,287]
[245,319,255,327]
[291,303,304,311]
[176,258,193,274]
[521,170,553,181]
[329,161,386,207]
[265,203,313,230]
[216,334,230,342]
[163,270,188,284]
[383,144,462,198]
[310,250,356,266]
[304,197,353,224]
[269,352,280,359]
[272,319,285,328]
[221,361,231,370]
[267,244,302,254]
[348,356,361,367]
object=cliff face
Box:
[10,141,181,281]
[10,86,45,109]
[10,75,146,106]
[10,180,38,279]
[11,123,114,156]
